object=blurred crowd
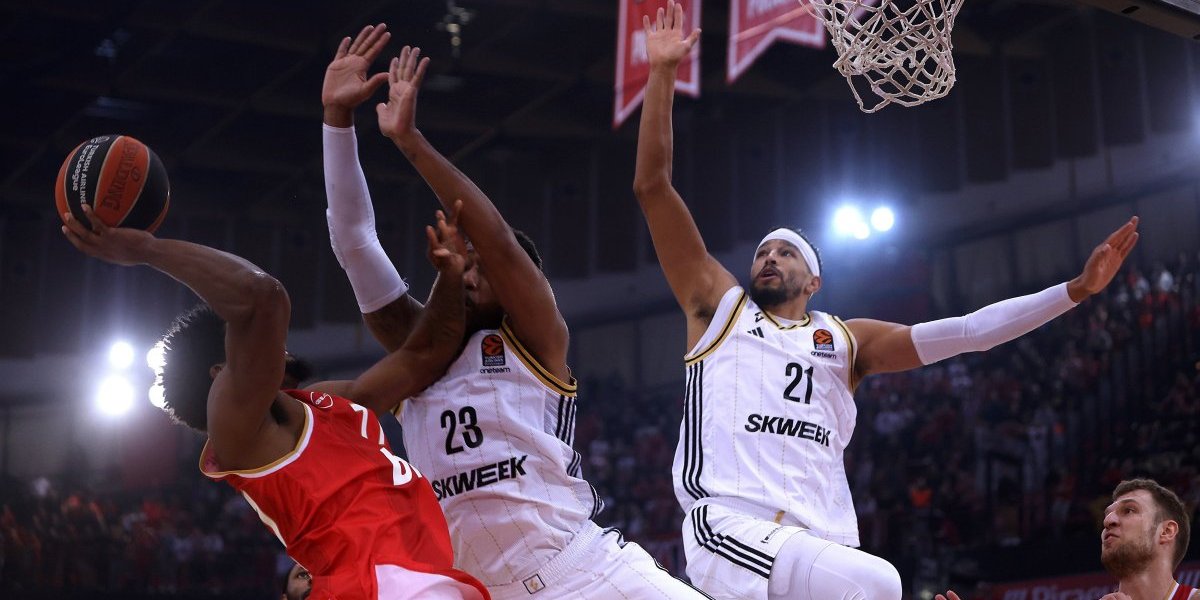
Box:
[2,256,1198,597]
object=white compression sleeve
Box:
[910,282,1079,365]
[323,124,407,313]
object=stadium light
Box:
[149,384,166,409]
[108,341,135,369]
[146,342,166,373]
[871,207,895,232]
[97,375,135,416]
[852,221,871,240]
[833,205,866,238]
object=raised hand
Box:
[935,591,962,600]
[642,0,700,70]
[426,199,468,275]
[377,46,430,141]
[1067,217,1140,302]
[322,24,391,114]
[61,204,155,266]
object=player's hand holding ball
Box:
[61,203,156,267]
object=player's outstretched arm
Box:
[846,217,1140,384]
[377,46,569,380]
[632,1,735,329]
[322,23,424,352]
[312,203,467,414]
[63,205,290,467]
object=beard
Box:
[749,278,803,309]
[1101,530,1156,578]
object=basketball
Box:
[55,134,170,232]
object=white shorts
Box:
[376,564,485,599]
[683,499,901,600]
[681,500,804,600]
[487,520,710,600]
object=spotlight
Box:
[149,384,166,409]
[871,207,895,232]
[109,341,134,369]
[853,221,871,240]
[97,375,134,416]
[146,342,166,373]
[833,205,865,237]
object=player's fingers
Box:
[412,57,430,91]
[61,225,91,252]
[685,29,701,49]
[656,7,665,31]
[1119,232,1139,257]
[643,14,652,32]
[398,46,411,78]
[364,72,389,94]
[348,25,372,54]
[674,1,685,30]
[403,47,421,81]
[361,23,388,55]
[62,212,90,238]
[425,225,439,248]
[390,57,400,83]
[363,30,391,63]
[81,203,107,234]
[448,199,464,225]
[334,37,351,60]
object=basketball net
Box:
[807,0,965,112]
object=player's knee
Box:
[854,557,901,600]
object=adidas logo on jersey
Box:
[747,327,764,338]
[431,455,529,500]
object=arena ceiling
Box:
[0,0,1196,368]
[1,0,1163,215]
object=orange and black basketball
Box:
[55,135,170,232]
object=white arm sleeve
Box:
[910,282,1079,365]
[323,124,407,313]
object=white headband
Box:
[757,229,820,277]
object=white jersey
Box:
[672,286,861,546]
[399,320,603,587]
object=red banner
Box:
[727,0,824,83]
[987,561,1200,600]
[614,0,701,128]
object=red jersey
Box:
[200,390,488,600]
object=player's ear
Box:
[1158,519,1178,545]
[806,275,822,296]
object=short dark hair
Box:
[762,226,823,275]
[157,304,226,432]
[513,229,543,271]
[1113,478,1191,568]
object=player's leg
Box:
[767,531,901,600]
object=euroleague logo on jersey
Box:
[481,334,506,367]
[813,329,835,352]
